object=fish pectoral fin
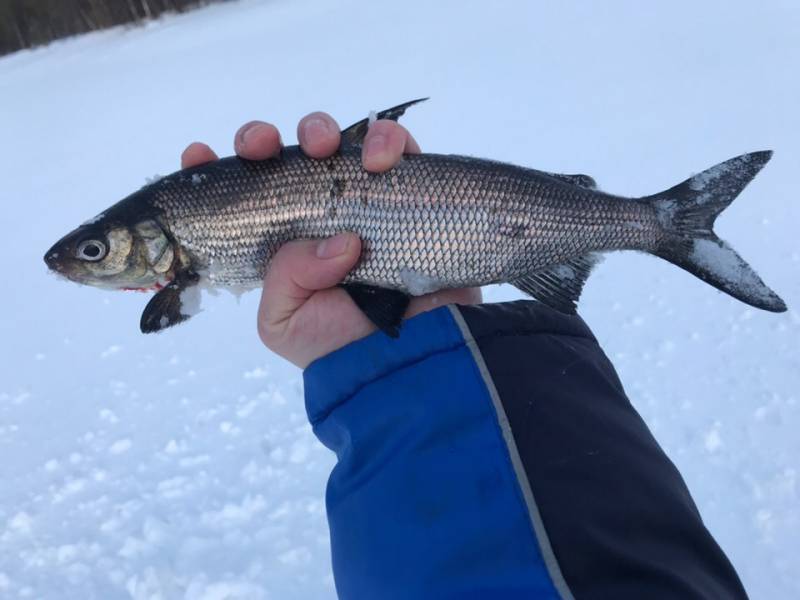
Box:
[340,98,429,147]
[340,283,411,338]
[512,253,602,314]
[140,271,200,334]
[541,171,598,190]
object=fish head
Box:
[44,216,177,291]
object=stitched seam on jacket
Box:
[449,305,577,600]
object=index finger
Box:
[362,120,420,173]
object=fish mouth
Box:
[43,244,65,273]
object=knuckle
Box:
[257,312,287,350]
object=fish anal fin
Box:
[140,271,200,333]
[512,254,602,314]
[340,283,410,338]
[341,98,429,147]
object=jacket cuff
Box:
[303,305,465,425]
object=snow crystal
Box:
[235,400,258,418]
[201,495,267,527]
[689,154,750,192]
[243,366,269,379]
[191,173,206,186]
[219,421,240,435]
[277,546,312,566]
[368,110,377,125]
[8,512,33,534]
[399,268,445,295]
[100,344,121,358]
[108,439,132,455]
[180,285,203,317]
[157,476,190,499]
[80,212,105,226]
[55,545,77,564]
[704,426,723,452]
[653,198,678,228]
[552,264,576,280]
[99,408,119,424]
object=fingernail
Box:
[241,123,262,149]
[316,233,350,259]
[365,133,386,156]
[302,117,332,143]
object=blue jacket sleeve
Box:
[303,301,748,600]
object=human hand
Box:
[180,111,482,368]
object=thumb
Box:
[259,233,361,330]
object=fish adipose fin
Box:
[340,283,411,338]
[140,271,201,333]
[340,98,429,147]
[648,150,786,312]
[512,254,602,314]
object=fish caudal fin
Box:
[648,151,786,312]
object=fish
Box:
[43,98,787,337]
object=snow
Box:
[399,267,445,295]
[179,284,203,318]
[1,0,799,598]
[691,238,778,305]
[82,212,106,226]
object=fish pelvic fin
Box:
[340,283,410,337]
[647,151,786,312]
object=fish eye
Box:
[76,239,107,262]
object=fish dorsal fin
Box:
[541,171,598,190]
[340,283,411,338]
[140,271,200,333]
[340,98,429,146]
[512,253,602,314]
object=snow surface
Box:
[1,0,799,598]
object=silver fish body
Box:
[44,100,786,335]
[149,147,656,292]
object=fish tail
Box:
[646,150,786,312]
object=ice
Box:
[7,512,33,535]
[100,344,122,358]
[109,439,132,455]
[1,0,798,598]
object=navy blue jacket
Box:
[304,301,749,599]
